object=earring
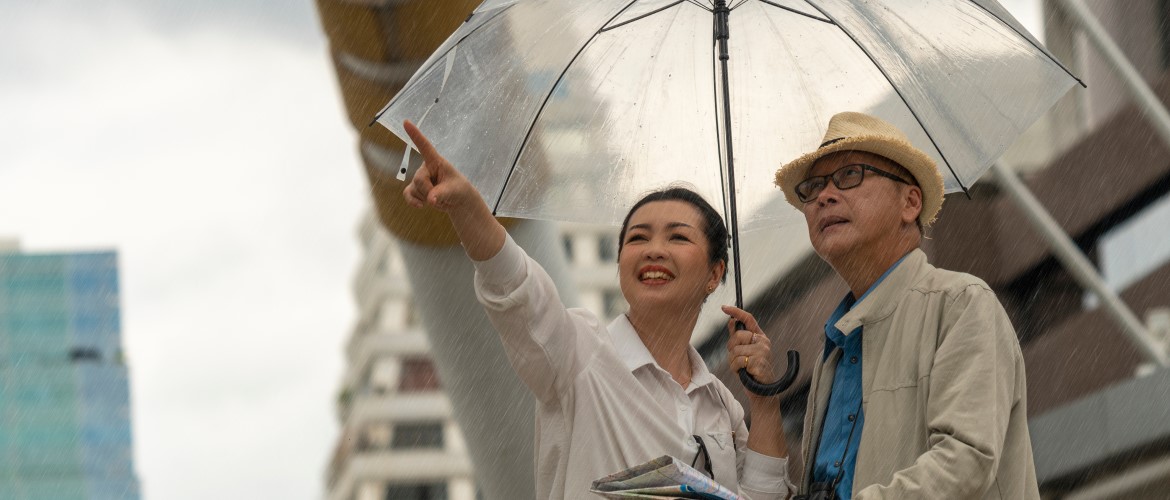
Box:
[706,285,715,294]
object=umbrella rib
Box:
[755,0,832,23]
[964,0,1086,88]
[599,0,690,33]
[802,0,969,194]
[371,5,516,124]
[493,0,645,216]
[683,0,711,10]
[686,0,714,10]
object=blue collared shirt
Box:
[811,255,908,499]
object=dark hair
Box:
[617,187,729,283]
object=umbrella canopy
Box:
[375,0,1081,394]
[376,0,1079,231]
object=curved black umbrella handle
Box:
[738,350,799,397]
[733,321,800,397]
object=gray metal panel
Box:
[1030,385,1113,481]
[1103,369,1170,455]
[1031,367,1170,483]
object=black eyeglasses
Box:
[691,435,713,479]
[795,164,910,203]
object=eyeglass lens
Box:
[797,164,866,202]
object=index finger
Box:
[720,305,761,333]
[403,120,445,167]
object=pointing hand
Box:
[402,120,479,214]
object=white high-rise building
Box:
[557,222,626,321]
[328,212,625,500]
[327,212,474,500]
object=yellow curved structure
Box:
[318,0,481,246]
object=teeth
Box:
[641,271,673,281]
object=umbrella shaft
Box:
[715,0,730,59]
[713,0,743,310]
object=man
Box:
[773,112,1038,499]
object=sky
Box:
[0,0,1043,499]
[0,0,364,499]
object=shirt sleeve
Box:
[855,284,1025,499]
[732,397,797,499]
[472,234,605,404]
[472,232,529,294]
[740,449,797,499]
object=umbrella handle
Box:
[732,320,800,396]
[738,350,800,397]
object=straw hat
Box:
[774,112,944,226]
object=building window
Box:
[391,421,444,450]
[385,482,447,500]
[398,357,440,392]
[1093,191,1170,307]
[599,235,617,262]
[562,235,574,262]
[68,347,101,363]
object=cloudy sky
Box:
[1,0,363,498]
[0,0,1041,499]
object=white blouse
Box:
[473,235,794,499]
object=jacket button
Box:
[850,356,858,364]
[848,414,856,422]
[834,461,841,467]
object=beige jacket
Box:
[800,249,1039,499]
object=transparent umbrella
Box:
[374,0,1081,395]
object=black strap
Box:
[691,434,714,479]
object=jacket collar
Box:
[833,248,928,335]
[609,314,715,389]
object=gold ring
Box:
[742,355,749,367]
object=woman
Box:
[401,120,794,499]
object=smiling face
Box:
[801,150,922,269]
[618,200,725,314]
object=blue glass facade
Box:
[0,251,139,500]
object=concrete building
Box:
[327,212,475,500]
[0,243,140,500]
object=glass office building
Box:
[0,249,140,500]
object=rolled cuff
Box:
[471,233,527,293]
[742,450,797,498]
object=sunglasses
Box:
[795,163,910,203]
